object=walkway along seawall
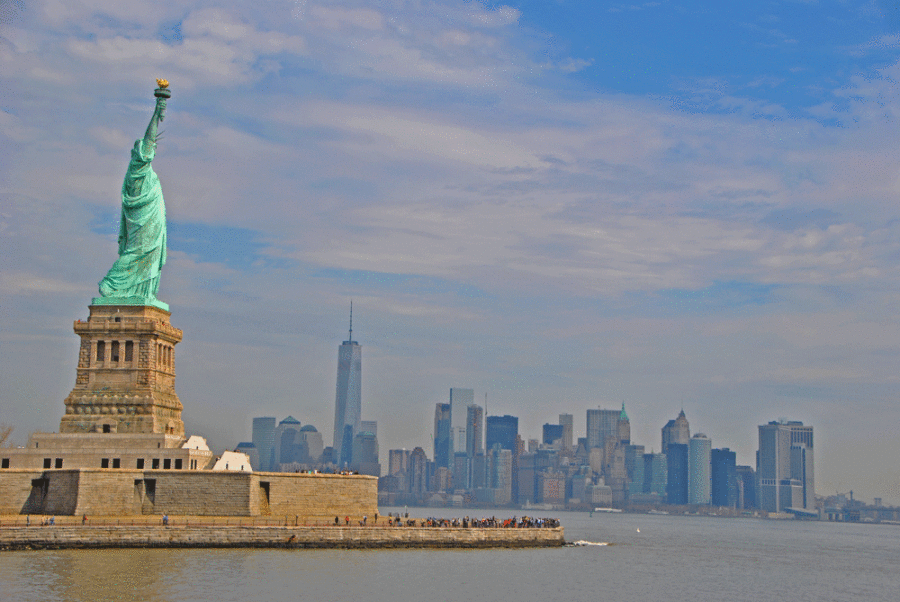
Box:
[0,524,565,550]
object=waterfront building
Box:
[757,420,815,512]
[661,409,690,454]
[688,433,711,505]
[251,417,276,471]
[711,448,737,507]
[666,443,689,505]
[332,308,362,468]
[735,465,757,509]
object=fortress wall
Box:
[0,471,45,515]
[43,471,81,516]
[0,470,378,518]
[263,472,377,519]
[150,471,254,516]
[0,525,565,549]
[72,470,142,516]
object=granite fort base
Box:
[0,469,376,518]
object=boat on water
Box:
[647,509,669,515]
[593,507,623,513]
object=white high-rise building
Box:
[758,420,814,512]
[689,433,711,505]
[333,306,361,467]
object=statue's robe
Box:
[98,139,167,300]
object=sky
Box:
[2,0,900,505]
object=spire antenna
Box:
[349,300,353,342]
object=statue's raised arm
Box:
[95,81,172,311]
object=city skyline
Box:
[2,1,900,505]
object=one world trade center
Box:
[333,304,361,468]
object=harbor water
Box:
[1,509,897,602]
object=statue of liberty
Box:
[95,80,172,310]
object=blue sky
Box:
[3,0,900,503]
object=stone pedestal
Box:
[60,304,184,436]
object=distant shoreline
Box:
[0,524,565,551]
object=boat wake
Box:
[568,540,609,547]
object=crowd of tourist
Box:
[379,513,559,528]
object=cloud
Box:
[64,9,306,87]
[558,57,593,73]
[4,0,900,503]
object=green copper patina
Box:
[93,82,172,311]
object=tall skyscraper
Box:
[643,452,668,497]
[408,447,428,496]
[586,408,620,449]
[558,413,573,451]
[617,403,631,445]
[251,417,276,472]
[450,388,474,456]
[333,306,361,467]
[273,415,301,468]
[661,409,690,454]
[688,433,711,505]
[434,403,451,468]
[666,443,689,505]
[624,444,645,497]
[757,420,814,512]
[486,415,518,452]
[711,448,737,507]
[466,404,484,456]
